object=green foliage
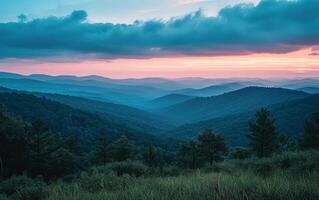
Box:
[142,145,157,167]
[0,92,180,151]
[92,132,111,165]
[301,112,319,150]
[178,129,227,168]
[197,129,228,165]
[46,152,319,200]
[278,134,297,152]
[178,141,200,169]
[0,107,28,178]
[224,150,319,177]
[99,161,148,177]
[27,120,63,178]
[110,136,136,162]
[230,146,250,160]
[0,107,81,180]
[247,108,279,158]
[0,175,47,200]
[77,170,134,193]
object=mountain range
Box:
[0,72,318,147]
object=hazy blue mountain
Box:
[33,92,174,133]
[0,72,24,79]
[161,87,309,124]
[297,87,319,94]
[0,78,157,107]
[278,78,319,89]
[0,72,184,91]
[148,94,195,109]
[173,82,248,97]
[113,77,186,90]
[171,95,319,147]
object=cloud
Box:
[0,0,319,60]
[309,46,319,55]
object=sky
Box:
[0,0,318,78]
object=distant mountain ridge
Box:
[172,82,254,97]
[148,94,195,109]
[171,94,319,147]
[161,87,309,124]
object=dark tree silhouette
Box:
[143,145,157,167]
[247,108,279,158]
[0,106,28,178]
[93,132,110,165]
[111,136,136,161]
[178,140,199,169]
[197,129,228,166]
[27,120,62,177]
[301,112,319,150]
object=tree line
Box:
[0,104,319,181]
[177,108,319,169]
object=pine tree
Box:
[197,129,227,166]
[247,108,279,158]
[93,132,110,165]
[143,145,157,167]
[111,135,136,161]
[27,120,62,177]
[300,112,319,150]
[178,140,199,169]
[0,105,28,178]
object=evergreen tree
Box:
[178,140,199,169]
[143,145,157,167]
[111,136,136,161]
[93,132,110,165]
[300,112,319,150]
[247,108,279,158]
[0,106,28,178]
[189,140,199,169]
[27,120,62,177]
[197,129,227,166]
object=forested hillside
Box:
[161,87,309,124]
[171,95,319,146]
[0,92,178,150]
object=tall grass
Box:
[1,151,318,200]
[46,151,319,200]
[47,171,319,200]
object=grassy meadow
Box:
[2,151,316,200]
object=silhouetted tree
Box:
[300,112,319,150]
[143,145,157,167]
[247,108,279,158]
[27,120,62,177]
[93,132,110,165]
[111,136,136,161]
[178,140,199,169]
[197,129,228,166]
[0,106,28,178]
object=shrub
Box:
[0,175,47,200]
[77,170,134,193]
[102,161,148,177]
[158,165,180,177]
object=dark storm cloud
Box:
[0,0,318,60]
